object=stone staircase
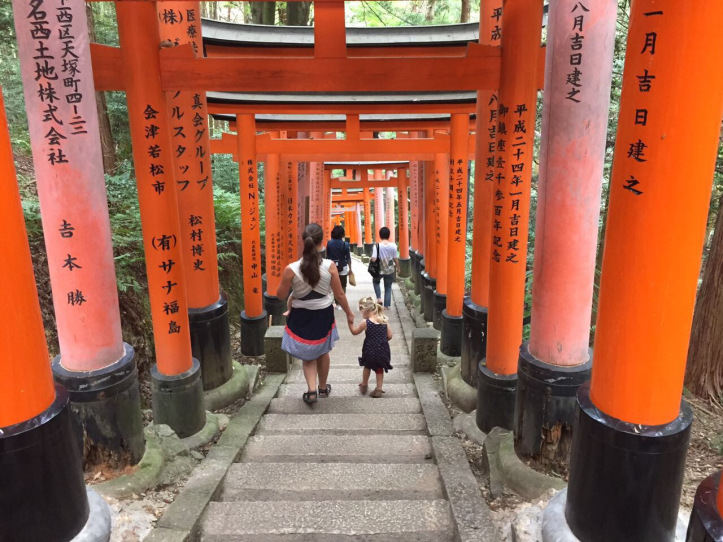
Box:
[199,266,456,540]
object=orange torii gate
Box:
[3,1,722,541]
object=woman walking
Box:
[326,225,353,293]
[371,226,401,309]
[277,223,355,404]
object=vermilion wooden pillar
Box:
[514,0,616,460]
[431,151,450,329]
[363,173,373,255]
[236,114,268,355]
[385,176,396,243]
[440,114,470,356]
[374,186,385,236]
[477,0,543,433]
[420,147,437,321]
[158,1,232,393]
[463,0,502,388]
[546,3,723,541]
[308,132,325,226]
[117,0,205,438]
[409,153,421,275]
[354,203,364,253]
[263,143,286,324]
[398,169,411,276]
[322,167,332,242]
[0,87,93,541]
[13,0,144,463]
[283,156,299,266]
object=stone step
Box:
[200,500,453,541]
[257,413,427,435]
[240,434,433,463]
[267,397,422,415]
[324,355,412,368]
[331,346,409,365]
[278,382,416,398]
[286,367,413,384]
[220,463,444,501]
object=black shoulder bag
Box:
[367,243,381,278]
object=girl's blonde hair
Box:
[358,296,388,324]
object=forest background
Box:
[0,0,721,403]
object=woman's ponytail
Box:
[300,223,323,287]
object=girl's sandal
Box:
[303,391,318,405]
[370,388,384,398]
[359,383,368,395]
[318,384,332,398]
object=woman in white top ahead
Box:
[371,226,401,309]
[277,223,355,405]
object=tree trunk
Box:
[250,2,276,24]
[426,0,436,22]
[685,198,723,402]
[460,0,471,23]
[85,4,117,174]
[286,2,311,25]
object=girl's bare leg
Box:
[303,359,318,393]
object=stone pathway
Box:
[200,263,456,540]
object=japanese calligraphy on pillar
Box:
[565,2,588,103]
[244,158,262,297]
[285,160,298,262]
[449,158,466,243]
[492,101,532,265]
[157,2,220,309]
[490,4,502,42]
[12,0,125,367]
[434,165,443,247]
[621,9,664,197]
[410,161,420,246]
[268,162,282,284]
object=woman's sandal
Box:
[370,388,384,398]
[359,383,368,395]
[303,391,318,405]
[318,384,332,398]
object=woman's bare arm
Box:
[329,263,355,326]
[275,267,295,300]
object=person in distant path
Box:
[371,226,400,309]
[277,223,355,405]
[326,225,353,309]
[349,297,393,398]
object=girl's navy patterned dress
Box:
[358,319,393,373]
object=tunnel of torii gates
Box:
[0,0,721,540]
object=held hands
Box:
[346,311,355,328]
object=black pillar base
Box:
[264,292,287,326]
[355,245,364,256]
[513,342,592,460]
[409,250,418,282]
[240,309,268,356]
[565,383,692,542]
[52,343,145,466]
[440,309,463,357]
[461,299,487,387]
[189,295,233,391]
[0,385,89,542]
[350,243,358,254]
[415,258,425,296]
[399,258,411,278]
[151,358,206,439]
[421,272,436,322]
[432,291,447,331]
[476,362,517,432]
[364,243,374,257]
[687,472,723,541]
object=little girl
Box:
[349,297,393,398]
